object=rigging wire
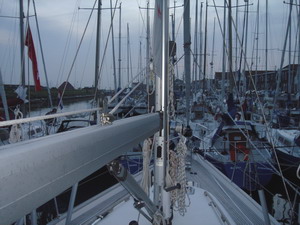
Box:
[92,0,119,97]
[56,0,82,88]
[58,0,98,109]
[209,0,298,209]
[32,0,53,108]
[79,17,97,88]
[136,0,147,37]
[0,2,19,85]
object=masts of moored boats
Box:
[192,0,198,84]
[287,0,293,95]
[110,0,117,93]
[32,0,53,108]
[19,0,26,116]
[118,3,122,90]
[228,0,234,91]
[183,0,191,126]
[127,23,130,85]
[242,0,249,93]
[146,0,150,94]
[18,0,53,113]
[254,1,260,88]
[221,0,226,100]
[265,0,268,91]
[19,0,25,92]
[203,0,208,93]
[138,41,143,82]
[273,0,294,108]
[298,1,300,96]
[199,2,203,90]
[94,0,101,105]
[209,17,216,92]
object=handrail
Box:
[109,76,146,115]
[0,107,102,127]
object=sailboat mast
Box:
[273,0,293,108]
[139,41,142,81]
[221,1,226,99]
[127,23,130,84]
[32,0,53,108]
[184,0,191,126]
[255,1,260,88]
[199,2,203,90]
[94,0,101,108]
[0,70,10,120]
[20,0,25,87]
[153,0,171,221]
[110,0,117,93]
[174,0,179,80]
[203,1,208,92]
[161,0,169,154]
[146,1,150,87]
[228,0,234,90]
[298,0,300,95]
[209,17,216,91]
[193,0,198,85]
[243,0,249,92]
[235,0,238,72]
[118,3,122,89]
[265,0,268,91]
[20,0,26,115]
[161,0,171,220]
[288,0,292,94]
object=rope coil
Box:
[169,135,188,216]
[141,138,153,195]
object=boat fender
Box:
[129,221,138,225]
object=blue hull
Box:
[204,155,274,191]
[275,149,300,167]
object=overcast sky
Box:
[0,0,298,90]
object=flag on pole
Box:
[25,25,42,91]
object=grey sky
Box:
[0,0,298,90]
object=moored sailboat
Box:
[0,0,283,225]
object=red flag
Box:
[25,25,41,91]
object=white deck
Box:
[94,187,234,225]
[75,155,280,225]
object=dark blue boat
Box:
[197,119,275,191]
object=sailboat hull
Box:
[203,154,274,191]
[274,149,300,179]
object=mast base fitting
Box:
[107,160,127,181]
[134,200,145,209]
